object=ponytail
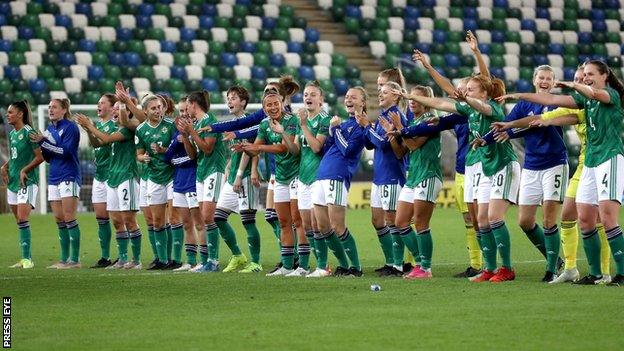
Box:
[187,90,210,113]
[10,100,33,127]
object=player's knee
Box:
[518,217,535,231]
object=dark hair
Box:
[101,93,117,106]
[586,59,624,105]
[278,75,300,97]
[187,90,210,113]
[179,96,187,103]
[227,86,250,109]
[10,100,33,127]
[304,80,324,97]
[379,68,406,90]
[51,98,71,120]
[157,94,175,115]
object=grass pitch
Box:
[1,208,622,350]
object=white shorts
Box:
[274,178,297,203]
[413,177,443,203]
[312,179,348,207]
[370,183,402,211]
[48,181,80,201]
[172,191,199,209]
[577,154,624,205]
[489,161,521,204]
[519,164,569,205]
[107,178,140,211]
[398,186,414,203]
[464,162,482,203]
[139,178,149,208]
[91,179,108,204]
[167,182,173,201]
[267,173,276,191]
[217,178,260,213]
[147,179,172,206]
[202,172,225,203]
[297,180,313,210]
[7,184,38,208]
[196,181,204,203]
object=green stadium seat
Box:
[375,19,389,31]
[46,78,64,91]
[490,43,505,55]
[103,16,120,28]
[83,79,99,92]
[592,44,608,56]
[386,42,400,56]
[155,4,172,16]
[492,7,507,20]
[108,3,124,16]
[281,66,298,79]
[227,28,243,43]
[9,52,25,65]
[492,19,507,31]
[214,16,230,28]
[113,41,128,53]
[14,91,34,104]
[430,54,444,67]
[255,41,271,54]
[148,28,165,41]
[564,20,579,31]
[166,79,184,92]
[371,29,388,42]
[445,42,461,55]
[606,32,620,43]
[377,7,390,18]
[173,53,190,66]
[280,5,294,17]
[121,66,137,79]
[104,66,122,80]
[21,14,39,27]
[449,7,463,18]
[447,31,463,43]
[0,79,12,93]
[433,19,448,31]
[207,53,220,66]
[34,27,51,40]
[564,44,578,55]
[127,40,145,54]
[519,67,533,81]
[27,1,43,15]
[506,32,521,43]
[95,41,113,53]
[85,91,101,104]
[38,65,55,80]
[170,16,184,28]
[253,53,269,67]
[489,55,504,68]
[208,41,224,55]
[330,66,346,79]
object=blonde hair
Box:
[349,86,368,114]
[382,81,406,111]
[51,98,72,120]
[410,85,434,113]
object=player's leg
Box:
[370,183,392,272]
[238,178,262,273]
[393,185,415,275]
[453,172,481,278]
[174,204,194,272]
[107,210,129,269]
[381,184,401,273]
[308,203,332,277]
[574,165,603,283]
[59,182,81,268]
[596,217,612,282]
[147,180,169,270]
[140,179,158,268]
[92,179,112,268]
[329,180,361,276]
[48,184,70,268]
[267,183,295,276]
[540,164,568,281]
[168,202,184,269]
[554,163,583,283]
[120,179,141,269]
[471,164,497,282]
[517,169,547,259]
[265,174,281,242]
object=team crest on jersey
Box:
[58,129,64,136]
[162,127,168,133]
[104,127,109,132]
[347,127,353,133]
[18,134,23,140]
[146,131,151,136]
[311,121,318,128]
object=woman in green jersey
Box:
[239,93,301,276]
[279,81,331,276]
[2,101,44,268]
[498,60,624,285]
[77,101,142,269]
[84,93,117,268]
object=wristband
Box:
[236,170,244,177]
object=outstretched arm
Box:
[413,50,455,95]
[497,92,577,108]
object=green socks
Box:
[165,224,173,262]
[339,228,360,271]
[298,244,311,270]
[281,246,295,269]
[478,228,497,271]
[66,220,81,263]
[606,226,624,275]
[243,223,261,264]
[398,227,420,263]
[325,231,349,269]
[416,229,433,270]
[544,225,561,273]
[199,245,208,264]
[215,220,242,255]
[154,227,168,263]
[205,223,221,260]
[582,228,603,276]
[377,226,394,266]
[523,224,547,258]
[96,217,112,260]
[171,223,184,263]
[391,227,406,268]
[306,231,317,260]
[129,229,142,262]
[314,232,328,270]
[491,221,511,269]
[17,221,31,260]
[147,226,158,259]
[57,222,70,262]
[115,231,129,262]
[185,244,197,266]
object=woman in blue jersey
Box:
[485,65,567,282]
[30,98,82,269]
[400,75,520,283]
[387,85,442,279]
[365,82,408,276]
[307,87,368,277]
[237,93,303,276]
[2,101,43,268]
[497,60,624,286]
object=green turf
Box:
[1,208,622,350]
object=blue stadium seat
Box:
[79,39,96,52]
[55,15,72,28]
[478,43,490,54]
[0,3,11,15]
[433,30,447,43]
[549,44,564,55]
[139,4,155,16]
[516,79,532,92]
[298,65,314,80]
[291,92,303,103]
[305,28,320,42]
[421,0,436,7]
[0,39,12,52]
[117,28,133,41]
[414,43,431,53]
[201,78,219,92]
[0,15,6,27]
[5,66,21,80]
[251,66,266,79]
[123,52,141,67]
[108,52,124,66]
[492,31,505,43]
[533,55,548,66]
[88,65,104,80]
[563,67,576,81]
[591,9,605,20]
[578,32,592,44]
[240,41,255,53]
[18,26,34,40]
[444,54,461,68]
[136,16,152,28]
[490,67,505,79]
[287,41,302,53]
[463,8,477,19]
[75,3,91,15]
[405,7,419,18]
[221,53,237,67]
[592,20,607,32]
[521,19,536,31]
[332,78,349,95]
[269,54,285,67]
[463,19,477,31]
[405,17,418,30]
[58,52,76,66]
[262,17,277,30]
[161,40,176,53]
[180,28,195,41]
[170,65,186,80]
[201,4,217,17]
[536,8,549,19]
[29,78,46,93]
[199,16,214,29]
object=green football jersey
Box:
[455,100,516,176]
[195,112,227,181]
[257,115,300,184]
[138,162,148,181]
[8,125,39,192]
[405,112,442,187]
[573,87,624,167]
[135,118,174,185]
[108,127,139,188]
[297,111,331,185]
[93,119,117,182]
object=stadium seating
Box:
[0,0,363,109]
[324,0,624,94]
